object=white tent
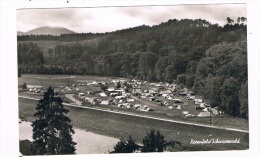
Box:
[211,108,219,115]
[197,111,211,117]
[100,100,109,105]
[202,108,209,112]
[127,99,135,102]
[199,103,206,108]
[168,106,174,110]
[100,93,107,97]
[176,105,182,110]
[182,111,189,115]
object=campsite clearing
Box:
[18,74,249,130]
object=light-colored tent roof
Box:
[160,90,172,94]
[211,108,219,115]
[176,105,182,110]
[202,108,209,112]
[197,111,211,117]
[182,111,189,115]
[199,103,206,108]
[127,99,135,102]
[27,85,43,89]
[101,100,109,105]
[100,93,107,97]
[106,88,115,92]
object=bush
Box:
[111,129,181,153]
[111,136,140,153]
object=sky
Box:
[16,3,247,33]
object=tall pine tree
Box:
[31,86,76,155]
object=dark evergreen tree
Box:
[111,136,140,153]
[116,81,121,89]
[111,129,181,153]
[31,86,76,155]
[22,83,27,90]
[100,84,108,91]
[141,129,181,152]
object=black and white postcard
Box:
[1,0,260,157]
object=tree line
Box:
[111,129,181,153]
[17,17,248,118]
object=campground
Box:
[18,74,249,152]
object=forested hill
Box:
[17,18,248,118]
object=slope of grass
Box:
[19,98,249,152]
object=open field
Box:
[19,97,248,151]
[18,40,102,59]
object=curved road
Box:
[18,95,249,133]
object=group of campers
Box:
[72,79,221,117]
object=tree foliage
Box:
[22,83,27,89]
[111,136,140,153]
[111,129,181,153]
[239,81,248,119]
[193,41,247,117]
[31,87,76,155]
[141,129,168,152]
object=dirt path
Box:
[18,95,249,133]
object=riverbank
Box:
[19,121,119,154]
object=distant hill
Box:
[17,31,26,36]
[17,26,75,36]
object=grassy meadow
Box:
[19,97,249,151]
